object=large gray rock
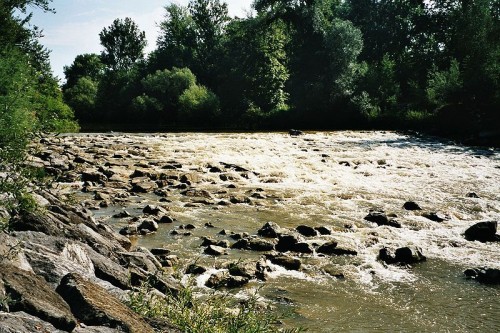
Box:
[56,273,155,333]
[464,267,500,284]
[379,246,426,265]
[0,264,76,331]
[257,222,285,238]
[364,211,401,228]
[0,311,67,333]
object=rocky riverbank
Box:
[1,132,499,332]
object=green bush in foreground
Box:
[128,281,304,333]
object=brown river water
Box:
[56,131,499,332]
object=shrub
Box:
[178,84,220,122]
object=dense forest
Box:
[60,0,499,134]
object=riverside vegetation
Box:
[0,1,499,332]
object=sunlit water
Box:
[62,131,499,332]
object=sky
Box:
[28,0,251,81]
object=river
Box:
[55,131,499,332]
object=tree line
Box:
[62,0,499,133]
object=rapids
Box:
[62,131,499,332]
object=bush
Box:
[178,84,220,122]
[128,280,303,333]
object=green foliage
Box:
[99,18,147,71]
[63,53,104,90]
[128,280,303,333]
[426,59,463,109]
[178,84,220,122]
[64,77,99,121]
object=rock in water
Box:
[296,225,318,237]
[464,221,500,242]
[403,201,422,210]
[288,129,303,136]
[364,211,401,228]
[379,246,426,265]
[257,222,284,238]
[464,268,500,285]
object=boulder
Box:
[379,246,426,265]
[227,261,257,279]
[317,241,357,256]
[403,201,421,210]
[232,238,275,251]
[204,245,227,256]
[130,181,157,193]
[422,212,447,222]
[289,129,303,136]
[82,170,107,184]
[138,219,158,232]
[226,275,249,288]
[316,241,338,255]
[142,205,167,216]
[0,264,76,331]
[464,221,500,242]
[269,255,301,270]
[364,211,401,228]
[0,312,68,333]
[315,226,332,235]
[292,242,314,254]
[205,272,227,289]
[276,234,299,252]
[56,273,155,333]
[157,215,174,223]
[257,222,284,238]
[185,264,207,275]
[464,267,500,284]
[296,225,318,237]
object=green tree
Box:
[63,53,104,91]
[99,18,147,71]
[64,77,99,121]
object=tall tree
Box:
[99,18,147,71]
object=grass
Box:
[128,278,304,333]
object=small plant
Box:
[128,279,304,333]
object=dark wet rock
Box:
[276,234,299,252]
[464,267,500,284]
[56,273,155,333]
[229,232,248,240]
[142,205,166,216]
[317,241,357,256]
[293,242,314,254]
[147,274,180,296]
[205,222,215,228]
[119,224,139,236]
[117,251,159,274]
[181,224,196,230]
[315,226,332,235]
[364,211,401,228]
[138,219,158,232]
[0,264,77,331]
[186,264,207,275]
[232,238,275,251]
[0,312,68,333]
[201,237,230,248]
[422,212,447,222]
[150,248,171,256]
[288,129,303,136]
[379,246,426,265]
[466,192,480,198]
[205,272,227,289]
[229,196,251,204]
[209,166,223,173]
[226,275,250,288]
[269,255,301,270]
[296,225,318,237]
[403,201,422,210]
[82,170,107,184]
[181,189,212,198]
[179,173,198,184]
[251,192,266,199]
[204,245,227,256]
[464,221,500,242]
[258,222,284,238]
[157,215,174,223]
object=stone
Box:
[204,245,227,256]
[150,248,171,256]
[232,238,275,251]
[422,212,447,222]
[118,251,159,274]
[316,241,338,255]
[464,221,500,242]
[296,225,318,237]
[0,264,76,331]
[0,312,67,333]
[364,211,401,228]
[403,201,421,210]
[112,211,131,218]
[317,241,357,256]
[269,255,301,270]
[315,226,332,235]
[464,268,500,284]
[142,205,166,216]
[157,215,174,223]
[275,234,299,252]
[185,264,207,275]
[257,222,284,238]
[56,273,155,333]
[379,246,426,265]
[82,170,107,184]
[130,181,157,193]
[466,192,480,198]
[227,261,257,279]
[293,242,314,254]
[289,129,303,136]
[138,219,158,232]
[205,272,227,289]
[226,275,249,288]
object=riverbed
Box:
[44,131,500,332]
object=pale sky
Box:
[28,0,252,81]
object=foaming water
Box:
[65,131,499,332]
